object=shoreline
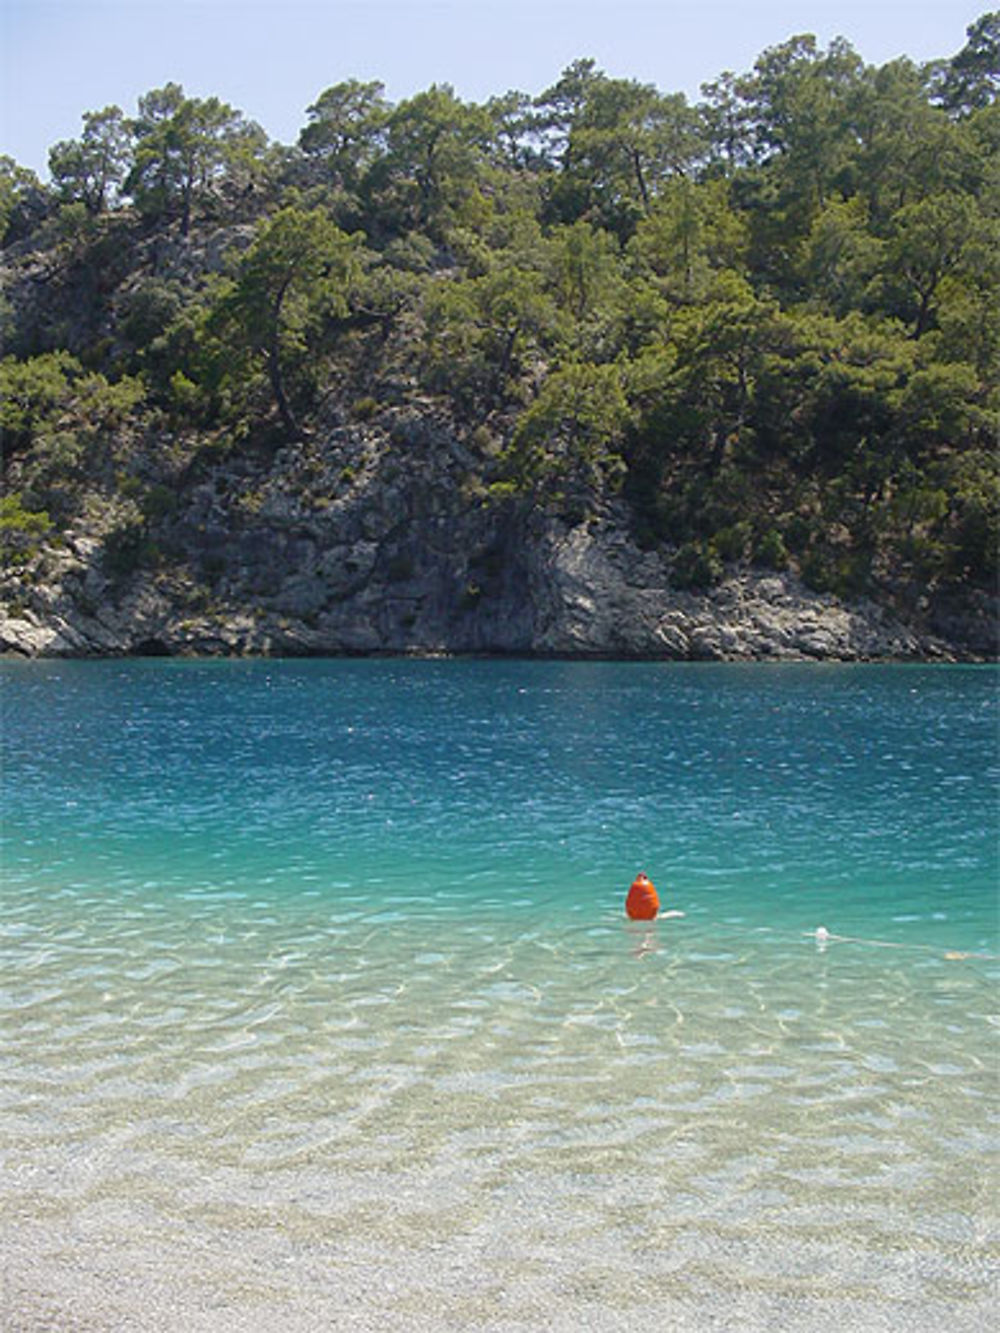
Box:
[3,650,997,664]
[3,507,996,666]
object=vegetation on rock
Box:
[1,14,997,637]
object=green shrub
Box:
[753,527,790,570]
[141,484,179,522]
[802,548,870,597]
[469,424,496,455]
[120,280,184,353]
[782,513,813,554]
[0,491,52,564]
[0,352,80,450]
[351,396,379,420]
[713,520,752,562]
[102,523,160,575]
[672,540,723,589]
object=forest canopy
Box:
[1,13,997,603]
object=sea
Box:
[1,659,997,1332]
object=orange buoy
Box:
[625,872,660,921]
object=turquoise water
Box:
[1,660,998,1331]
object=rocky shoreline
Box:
[3,495,994,662]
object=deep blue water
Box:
[3,659,997,947]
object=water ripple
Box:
[2,661,998,1329]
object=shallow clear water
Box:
[1,660,998,1331]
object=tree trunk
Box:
[913,285,935,339]
[266,282,301,438]
[491,323,520,405]
[180,175,192,237]
[267,338,301,440]
[631,148,650,212]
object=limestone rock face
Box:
[1,417,993,662]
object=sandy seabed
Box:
[4,1204,997,1333]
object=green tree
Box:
[882,192,978,335]
[422,248,557,413]
[49,106,131,214]
[659,275,780,471]
[931,11,1000,115]
[542,219,628,359]
[796,194,883,314]
[934,214,1000,380]
[852,62,983,224]
[503,359,632,496]
[0,352,144,511]
[630,178,748,304]
[699,71,756,174]
[0,351,82,460]
[298,79,389,192]
[366,85,493,236]
[211,205,360,438]
[0,491,52,566]
[0,156,49,245]
[532,58,606,170]
[127,83,267,234]
[939,447,1000,585]
[485,90,541,171]
[533,64,703,234]
[746,34,865,207]
[564,78,702,232]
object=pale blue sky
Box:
[1,0,988,177]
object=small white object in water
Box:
[815,926,830,942]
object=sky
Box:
[0,0,988,178]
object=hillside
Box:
[1,18,998,658]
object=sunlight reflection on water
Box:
[1,660,997,1329]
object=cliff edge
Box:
[2,413,993,661]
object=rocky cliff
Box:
[2,409,994,661]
